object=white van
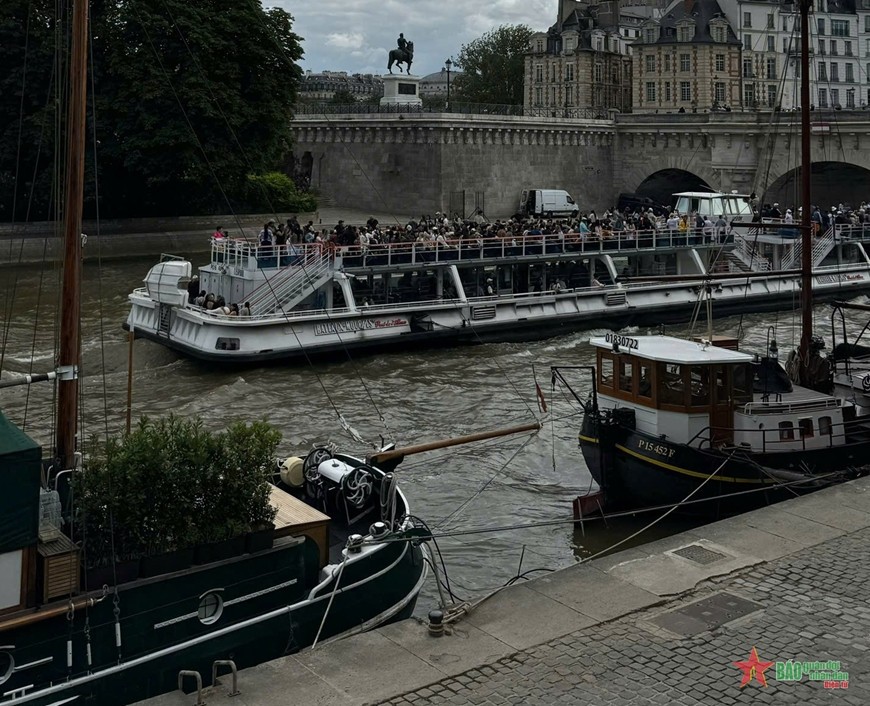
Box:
[519,189,579,217]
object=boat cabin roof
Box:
[672,191,751,200]
[590,334,754,365]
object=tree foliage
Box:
[0,0,306,219]
[75,415,280,563]
[452,25,533,106]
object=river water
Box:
[1,257,866,613]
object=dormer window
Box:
[677,21,695,43]
[644,26,658,43]
[711,21,728,44]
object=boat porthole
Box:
[0,651,13,684]
[197,592,224,625]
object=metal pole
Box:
[125,329,134,434]
[799,0,813,373]
[57,0,89,467]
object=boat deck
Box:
[269,486,331,566]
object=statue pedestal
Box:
[380,74,422,106]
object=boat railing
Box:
[689,416,862,453]
[780,225,836,271]
[834,224,870,242]
[740,395,841,415]
[337,229,730,268]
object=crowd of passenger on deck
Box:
[190,198,870,315]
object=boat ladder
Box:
[780,226,836,271]
[244,249,333,315]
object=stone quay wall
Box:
[292,114,616,217]
[293,111,870,217]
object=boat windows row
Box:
[597,351,753,410]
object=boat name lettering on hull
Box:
[314,318,408,336]
[637,438,676,458]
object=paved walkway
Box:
[140,478,870,706]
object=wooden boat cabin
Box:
[592,334,848,452]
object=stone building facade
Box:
[524,1,635,115]
[298,71,383,102]
[632,0,743,113]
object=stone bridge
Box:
[290,111,870,217]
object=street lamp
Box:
[444,57,453,111]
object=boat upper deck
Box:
[208,229,732,273]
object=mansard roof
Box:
[641,0,741,46]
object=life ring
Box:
[861,374,870,392]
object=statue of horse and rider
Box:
[388,32,413,74]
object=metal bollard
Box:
[177,670,205,706]
[428,609,445,637]
[212,659,241,697]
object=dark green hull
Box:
[4,535,425,705]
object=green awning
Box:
[0,410,42,553]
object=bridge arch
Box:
[762,161,870,211]
[634,169,714,207]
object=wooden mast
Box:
[798,0,813,374]
[57,0,89,467]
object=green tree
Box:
[329,88,356,104]
[0,0,306,219]
[452,24,533,106]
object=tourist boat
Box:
[125,212,870,364]
[0,4,425,704]
[568,332,869,515]
[558,0,870,518]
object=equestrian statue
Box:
[388,32,413,74]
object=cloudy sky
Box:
[275,0,554,76]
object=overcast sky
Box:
[275,0,554,76]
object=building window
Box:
[645,55,656,73]
[743,11,752,28]
[680,80,691,101]
[832,19,849,37]
[846,40,853,56]
[678,24,694,42]
[595,63,603,82]
[866,16,870,33]
[767,84,777,107]
[783,37,789,53]
[847,89,855,107]
[646,81,656,102]
[767,35,775,52]
[766,13,774,29]
[535,65,543,82]
[644,27,657,43]
[767,57,777,79]
[743,57,753,78]
[818,19,826,35]
[566,64,574,81]
[715,54,725,72]
[819,87,828,107]
[866,39,870,55]
[744,34,752,50]
[782,16,789,32]
[831,40,838,56]
[715,81,726,103]
[744,83,755,106]
[712,26,726,43]
[847,62,855,82]
[680,53,691,72]
[819,62,827,81]
[535,87,543,105]
[819,39,826,55]
[665,80,672,101]
[664,54,671,71]
[832,88,840,106]
[566,85,573,106]
[832,62,840,81]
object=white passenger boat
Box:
[126,223,870,364]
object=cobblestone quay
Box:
[139,478,870,706]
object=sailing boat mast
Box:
[57,0,89,467]
[798,0,813,372]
